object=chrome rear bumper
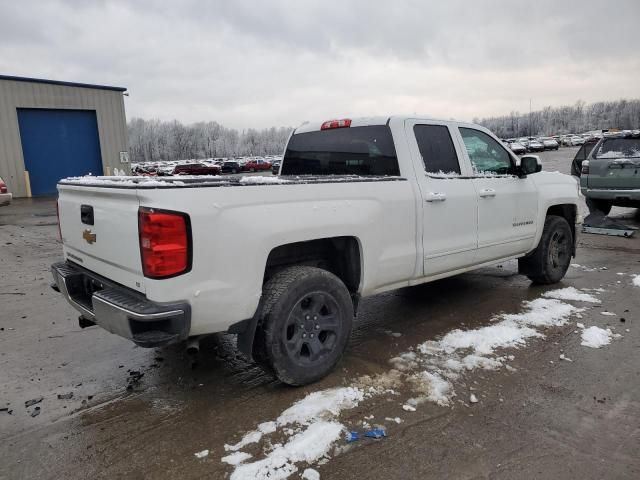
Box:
[51,261,190,347]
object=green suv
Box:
[577,133,640,215]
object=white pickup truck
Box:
[52,116,579,385]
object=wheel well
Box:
[546,204,577,254]
[264,237,362,306]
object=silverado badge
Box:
[82,229,96,244]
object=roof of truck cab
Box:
[293,115,475,134]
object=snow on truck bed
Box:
[59,175,406,189]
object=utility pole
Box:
[529,98,532,138]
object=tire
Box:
[519,215,573,285]
[254,266,354,386]
[586,197,612,215]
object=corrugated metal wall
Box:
[0,78,129,197]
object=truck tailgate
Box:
[587,158,640,190]
[58,185,145,293]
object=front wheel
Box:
[254,266,353,386]
[519,215,573,284]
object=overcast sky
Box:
[1,0,638,129]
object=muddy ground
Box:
[1,149,639,479]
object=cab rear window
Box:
[281,126,400,176]
[595,138,640,159]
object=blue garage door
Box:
[17,109,103,196]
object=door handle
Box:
[479,188,496,198]
[425,192,447,202]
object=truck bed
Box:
[59,174,406,189]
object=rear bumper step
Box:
[51,261,190,347]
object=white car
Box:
[52,116,580,385]
[0,176,12,206]
[541,138,559,150]
[570,136,585,146]
[508,142,526,154]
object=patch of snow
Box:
[427,170,461,178]
[409,371,454,406]
[542,287,601,303]
[302,468,320,480]
[385,417,403,424]
[576,322,585,329]
[600,311,616,316]
[222,452,252,466]
[194,449,209,459]
[230,421,342,480]
[239,176,290,184]
[258,421,277,434]
[276,388,364,426]
[469,394,479,404]
[570,264,602,272]
[402,404,416,412]
[225,430,264,452]
[632,274,640,287]
[225,388,363,478]
[63,175,187,187]
[581,326,613,348]
[559,354,573,362]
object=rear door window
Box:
[413,125,461,175]
[595,138,640,159]
[281,125,400,176]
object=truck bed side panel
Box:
[137,180,417,335]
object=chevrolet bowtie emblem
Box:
[82,229,97,244]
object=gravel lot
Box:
[1,151,639,479]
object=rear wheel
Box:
[254,266,353,386]
[519,215,573,285]
[586,198,612,215]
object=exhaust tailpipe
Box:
[186,336,200,355]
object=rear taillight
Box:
[320,118,352,130]
[0,179,7,194]
[138,207,191,279]
[581,160,589,175]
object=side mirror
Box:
[514,155,542,177]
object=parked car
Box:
[53,116,579,386]
[541,138,559,150]
[172,163,221,175]
[132,165,157,176]
[517,137,530,147]
[508,142,526,155]
[271,160,282,175]
[527,140,545,152]
[221,161,242,174]
[570,136,585,146]
[578,133,640,214]
[243,159,272,172]
[0,176,12,206]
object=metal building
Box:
[0,75,130,197]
